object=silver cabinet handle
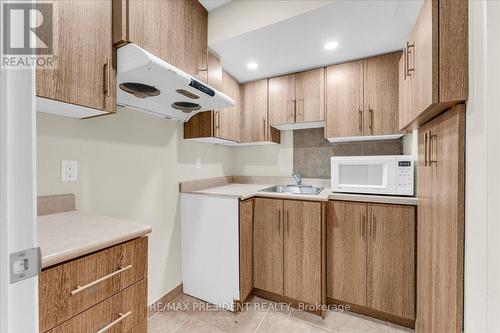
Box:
[278,209,281,232]
[406,41,415,78]
[104,57,111,97]
[262,117,267,141]
[286,211,289,237]
[96,311,132,333]
[71,265,132,296]
[429,131,438,165]
[289,99,294,118]
[368,105,374,133]
[358,107,363,134]
[424,131,429,167]
[215,111,220,136]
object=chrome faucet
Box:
[292,170,302,186]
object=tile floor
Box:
[148,294,414,333]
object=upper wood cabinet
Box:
[37,0,116,118]
[269,74,296,126]
[184,70,241,144]
[113,0,208,82]
[207,51,223,91]
[325,60,364,138]
[363,53,400,136]
[295,69,325,124]
[268,68,325,130]
[216,72,241,142]
[241,80,280,144]
[326,52,401,140]
[253,198,324,307]
[327,200,416,328]
[417,104,465,333]
[399,0,468,130]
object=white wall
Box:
[37,107,233,304]
[465,1,500,332]
[231,131,294,177]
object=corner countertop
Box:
[179,177,418,206]
[38,211,152,269]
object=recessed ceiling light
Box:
[324,41,339,50]
[247,62,258,70]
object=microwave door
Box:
[333,160,397,195]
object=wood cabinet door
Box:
[398,50,414,131]
[269,74,296,126]
[325,61,364,138]
[127,0,186,72]
[363,52,400,136]
[239,200,253,302]
[241,80,268,143]
[417,104,465,333]
[216,72,241,142]
[126,0,207,81]
[366,204,416,320]
[326,201,367,306]
[295,68,325,124]
[410,0,439,123]
[207,51,222,91]
[184,0,208,82]
[283,200,322,305]
[253,198,284,295]
[37,0,115,113]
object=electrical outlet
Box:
[195,157,201,169]
[61,160,78,182]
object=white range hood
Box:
[117,43,235,121]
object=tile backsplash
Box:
[293,128,403,179]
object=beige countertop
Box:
[38,211,152,268]
[181,178,418,206]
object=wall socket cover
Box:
[61,160,78,182]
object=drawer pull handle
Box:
[96,311,132,333]
[71,265,132,296]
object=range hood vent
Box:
[117,43,235,121]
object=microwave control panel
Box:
[397,160,414,195]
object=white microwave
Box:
[331,155,414,196]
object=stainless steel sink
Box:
[259,184,324,195]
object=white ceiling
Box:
[198,0,231,12]
[209,0,423,83]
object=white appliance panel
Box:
[180,193,240,311]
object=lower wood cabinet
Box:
[417,104,465,333]
[327,200,416,327]
[253,198,324,308]
[39,237,148,332]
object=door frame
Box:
[0,3,39,329]
[465,1,500,332]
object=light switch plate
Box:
[195,157,201,169]
[61,160,78,182]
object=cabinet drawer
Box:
[40,237,148,332]
[47,279,147,333]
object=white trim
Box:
[0,0,39,328]
[272,121,324,131]
[37,96,108,119]
[465,1,500,331]
[186,137,237,145]
[327,133,404,143]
